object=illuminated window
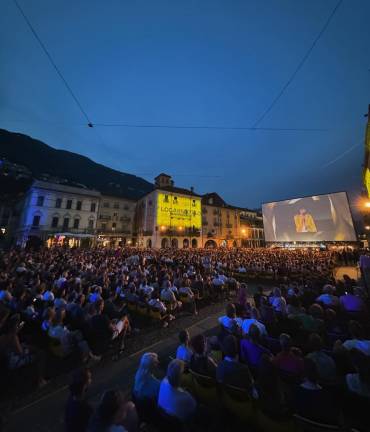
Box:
[37,196,44,206]
[113,202,119,209]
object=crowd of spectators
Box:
[0,245,367,431]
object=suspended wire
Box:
[93,122,326,132]
[13,0,93,127]
[252,0,343,128]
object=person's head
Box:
[323,284,334,295]
[309,303,323,319]
[248,323,261,343]
[279,333,292,352]
[191,334,206,356]
[303,358,319,384]
[222,335,238,359]
[98,390,126,427]
[226,303,236,319]
[273,287,281,298]
[95,298,104,313]
[325,308,336,321]
[138,352,159,373]
[308,333,323,352]
[348,320,364,339]
[299,208,307,215]
[69,367,92,398]
[178,329,190,346]
[166,359,184,388]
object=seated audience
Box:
[294,359,340,424]
[241,307,267,337]
[306,333,336,383]
[240,324,271,369]
[216,335,254,393]
[176,330,192,364]
[64,367,92,432]
[158,359,197,422]
[133,352,160,402]
[189,334,217,377]
[272,333,304,378]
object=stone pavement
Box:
[4,307,224,432]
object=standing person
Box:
[65,368,93,432]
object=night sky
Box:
[1,0,369,209]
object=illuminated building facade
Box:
[363,105,370,197]
[96,195,135,247]
[201,193,264,248]
[135,173,202,248]
[16,180,100,247]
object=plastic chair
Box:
[221,383,255,424]
[293,414,341,432]
[189,369,219,407]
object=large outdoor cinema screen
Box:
[262,192,356,242]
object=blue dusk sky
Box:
[1,0,369,208]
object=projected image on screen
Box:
[262,192,356,242]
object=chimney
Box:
[170,180,174,187]
[190,186,194,193]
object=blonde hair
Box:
[134,352,158,394]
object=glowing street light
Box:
[366,226,370,230]
[160,225,166,231]
[365,202,370,209]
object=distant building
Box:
[96,195,136,247]
[16,180,100,247]
[135,173,202,248]
[201,193,264,248]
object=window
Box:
[88,219,94,229]
[113,202,119,209]
[63,218,69,229]
[103,202,109,208]
[55,198,62,208]
[124,204,130,210]
[113,212,118,217]
[73,218,80,229]
[66,199,72,209]
[32,215,40,226]
[76,201,82,211]
[51,217,59,228]
[112,222,116,230]
[37,196,44,206]
[91,202,96,212]
[101,223,107,231]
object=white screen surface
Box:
[262,192,356,242]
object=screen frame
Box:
[261,191,358,243]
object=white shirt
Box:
[176,344,192,363]
[43,291,55,302]
[148,298,166,313]
[242,318,267,336]
[343,339,370,356]
[140,284,154,296]
[158,378,196,421]
[218,315,242,330]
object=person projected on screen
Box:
[294,208,317,233]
